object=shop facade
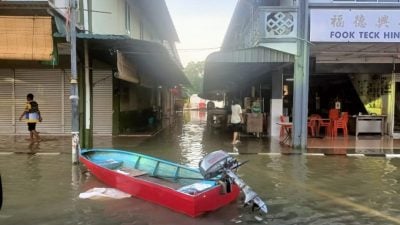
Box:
[0,68,112,135]
[0,1,187,144]
[203,0,400,148]
[309,2,400,139]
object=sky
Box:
[165,0,237,67]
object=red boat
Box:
[80,149,241,217]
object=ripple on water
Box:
[178,122,207,167]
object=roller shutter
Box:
[15,69,63,134]
[92,70,113,135]
[63,70,72,133]
[0,69,14,133]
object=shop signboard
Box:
[310,9,400,42]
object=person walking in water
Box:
[230,99,243,145]
[19,93,42,142]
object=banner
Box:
[310,9,400,42]
[116,51,140,84]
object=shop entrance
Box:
[394,82,400,134]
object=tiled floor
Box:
[1,131,399,156]
[284,134,400,155]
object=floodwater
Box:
[1,110,400,224]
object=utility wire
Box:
[177,47,221,51]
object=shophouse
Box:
[203,0,400,148]
[0,0,187,145]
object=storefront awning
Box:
[203,46,294,99]
[87,38,189,87]
[116,51,140,84]
[53,15,189,87]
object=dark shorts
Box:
[231,123,242,132]
[27,123,36,131]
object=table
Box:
[277,122,292,145]
[356,115,386,136]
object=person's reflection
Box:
[28,141,40,153]
[198,109,206,121]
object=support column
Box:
[69,0,80,164]
[270,71,283,138]
[292,0,310,149]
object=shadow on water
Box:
[1,111,400,224]
[0,174,2,210]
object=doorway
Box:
[393,82,400,135]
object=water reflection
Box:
[1,111,400,224]
[28,141,40,153]
[178,110,207,167]
[2,154,400,224]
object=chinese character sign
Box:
[310,9,400,42]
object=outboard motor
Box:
[199,150,268,214]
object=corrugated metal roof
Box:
[0,1,49,9]
[0,1,50,16]
[202,46,294,99]
[206,47,294,63]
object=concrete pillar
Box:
[292,0,310,149]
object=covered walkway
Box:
[1,133,399,157]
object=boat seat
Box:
[95,159,123,169]
[118,167,148,177]
[177,180,216,195]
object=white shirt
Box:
[231,104,242,124]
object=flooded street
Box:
[1,111,400,224]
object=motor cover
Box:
[199,150,234,179]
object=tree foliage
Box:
[183,61,204,95]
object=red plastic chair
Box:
[325,109,339,137]
[329,109,339,120]
[307,114,319,136]
[313,113,330,136]
[332,112,349,137]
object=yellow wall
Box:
[350,74,392,115]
